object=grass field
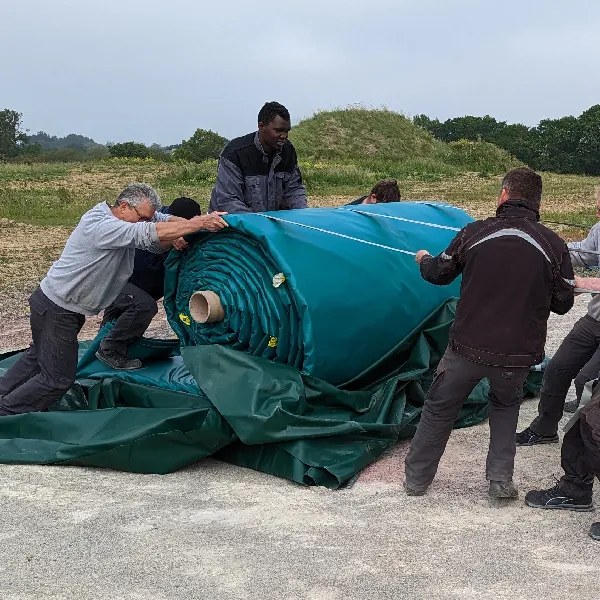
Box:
[2,108,598,228]
[0,158,598,228]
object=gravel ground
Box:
[0,225,599,599]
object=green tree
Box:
[0,109,28,160]
[438,115,503,143]
[413,114,444,138]
[109,141,149,159]
[577,105,600,175]
[173,129,228,163]
[533,116,581,173]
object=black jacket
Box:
[128,205,171,300]
[208,132,307,213]
[420,201,575,368]
[128,248,167,301]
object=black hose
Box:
[542,220,593,230]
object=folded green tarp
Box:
[0,334,237,473]
[0,300,542,487]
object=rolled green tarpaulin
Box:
[164,202,472,385]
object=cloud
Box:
[1,0,599,143]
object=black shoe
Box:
[564,400,580,413]
[516,427,559,446]
[404,482,426,496]
[95,349,142,371]
[489,480,518,499]
[589,522,600,541]
[525,484,594,511]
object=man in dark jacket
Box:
[404,167,575,499]
[346,178,401,205]
[525,372,600,541]
[98,197,201,369]
[208,101,307,213]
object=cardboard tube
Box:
[189,291,225,323]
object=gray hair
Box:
[114,182,162,210]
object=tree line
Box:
[3,105,600,175]
[413,104,600,176]
[0,109,229,164]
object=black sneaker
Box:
[516,427,559,446]
[489,480,518,499]
[589,522,600,541]
[525,484,594,511]
[564,400,580,413]
[95,349,142,371]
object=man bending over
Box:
[0,183,227,416]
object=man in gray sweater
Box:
[0,183,227,416]
[517,188,600,445]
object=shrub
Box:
[173,129,228,163]
[109,142,149,159]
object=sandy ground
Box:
[0,225,599,599]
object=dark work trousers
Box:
[530,315,600,437]
[405,347,529,491]
[0,287,85,415]
[575,346,600,404]
[559,416,600,502]
[100,283,158,355]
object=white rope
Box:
[256,214,416,256]
[344,208,462,232]
[257,213,599,294]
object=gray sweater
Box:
[568,222,600,320]
[40,202,170,316]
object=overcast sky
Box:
[2,0,599,145]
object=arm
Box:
[282,165,308,209]
[568,223,600,267]
[152,213,188,252]
[210,157,252,214]
[155,213,228,241]
[94,219,160,251]
[551,245,576,315]
[94,214,227,251]
[416,230,465,286]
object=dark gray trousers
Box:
[405,348,529,491]
[531,315,600,437]
[575,347,600,404]
[559,416,600,502]
[100,283,157,355]
[0,287,85,415]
